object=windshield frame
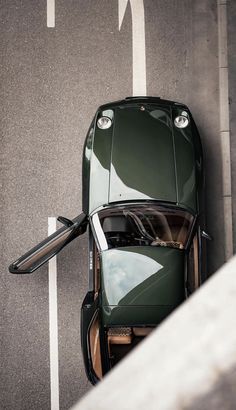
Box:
[90,202,197,253]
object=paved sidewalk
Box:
[228,0,236,253]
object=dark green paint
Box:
[82,123,94,213]
[82,97,203,215]
[100,246,185,326]
[110,106,177,203]
[101,305,177,327]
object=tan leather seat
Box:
[133,327,153,337]
[162,226,187,245]
[89,315,102,379]
[108,327,132,344]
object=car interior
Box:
[89,312,103,380]
[107,326,154,366]
[98,205,193,250]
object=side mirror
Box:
[201,230,212,241]
[57,216,74,227]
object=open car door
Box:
[9,213,88,274]
[81,292,102,384]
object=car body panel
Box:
[82,97,203,216]
[88,116,113,213]
[101,305,177,327]
[109,106,177,204]
[9,96,206,385]
[100,246,185,326]
[173,122,196,212]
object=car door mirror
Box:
[57,216,74,227]
[201,230,212,241]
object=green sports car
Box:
[9,96,210,384]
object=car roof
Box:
[86,97,202,215]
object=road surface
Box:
[1,1,235,409]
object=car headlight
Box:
[174,111,189,128]
[97,116,112,129]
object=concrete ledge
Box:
[73,256,236,410]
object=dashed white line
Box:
[119,0,146,96]
[217,0,233,260]
[48,217,59,410]
[118,0,128,30]
[47,0,55,28]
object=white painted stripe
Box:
[48,217,59,410]
[118,0,128,31]
[47,0,55,28]
[217,0,233,259]
[119,0,146,96]
[130,0,146,96]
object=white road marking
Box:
[47,0,55,28]
[217,0,233,260]
[119,0,146,96]
[118,0,129,30]
[48,217,59,410]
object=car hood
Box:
[100,246,185,326]
[86,99,202,214]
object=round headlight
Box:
[174,112,189,128]
[97,116,112,129]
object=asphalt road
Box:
[1,1,235,409]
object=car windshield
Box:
[95,204,194,250]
